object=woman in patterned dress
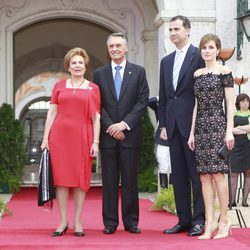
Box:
[188,34,235,240]
[41,48,100,237]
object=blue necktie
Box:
[114,65,122,100]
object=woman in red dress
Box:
[41,48,100,237]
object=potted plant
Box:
[138,110,158,192]
[0,197,12,217]
[150,185,176,214]
[0,103,25,193]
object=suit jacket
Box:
[93,61,149,148]
[158,44,204,139]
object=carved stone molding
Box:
[56,0,80,9]
[133,0,157,30]
[0,0,152,105]
[103,0,134,21]
[0,0,30,18]
[103,0,138,58]
[141,30,157,42]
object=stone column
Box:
[141,30,158,97]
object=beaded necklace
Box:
[71,78,85,94]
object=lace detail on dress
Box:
[222,72,234,88]
[193,73,232,174]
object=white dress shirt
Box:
[173,42,191,90]
[111,60,126,80]
[110,60,130,130]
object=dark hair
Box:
[64,47,89,70]
[170,15,191,29]
[199,33,221,52]
[107,32,128,45]
[235,93,250,110]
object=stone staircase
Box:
[22,165,102,187]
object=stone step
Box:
[21,165,102,187]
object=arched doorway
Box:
[15,18,113,185]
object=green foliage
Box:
[138,167,157,193]
[151,185,176,214]
[138,110,157,192]
[0,198,12,217]
[92,158,96,172]
[0,103,25,193]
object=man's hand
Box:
[107,122,127,137]
[113,131,125,140]
[160,127,168,140]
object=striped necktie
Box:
[173,50,183,90]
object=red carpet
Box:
[0,187,250,250]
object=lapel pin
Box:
[129,72,132,74]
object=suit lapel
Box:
[168,53,175,93]
[119,62,133,101]
[176,45,196,90]
[105,65,117,101]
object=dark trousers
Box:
[169,127,205,226]
[101,145,140,229]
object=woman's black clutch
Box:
[218,144,231,159]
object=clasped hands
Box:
[107,122,126,140]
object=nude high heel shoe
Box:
[198,221,218,240]
[213,220,232,240]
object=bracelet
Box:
[94,139,99,144]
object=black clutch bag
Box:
[218,144,231,159]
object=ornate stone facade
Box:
[0,0,249,113]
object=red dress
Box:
[49,79,100,191]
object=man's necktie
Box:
[173,50,183,90]
[114,65,122,100]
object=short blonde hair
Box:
[64,47,89,70]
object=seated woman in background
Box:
[230,93,250,207]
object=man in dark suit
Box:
[158,15,205,236]
[93,32,149,235]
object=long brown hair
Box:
[199,33,221,52]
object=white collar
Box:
[176,42,191,54]
[111,60,126,69]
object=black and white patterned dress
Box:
[193,72,234,174]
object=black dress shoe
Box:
[232,202,237,207]
[52,224,69,237]
[125,226,141,234]
[74,230,85,237]
[242,202,249,207]
[163,224,191,234]
[228,202,237,207]
[103,226,116,234]
[188,224,204,236]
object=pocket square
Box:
[218,144,231,159]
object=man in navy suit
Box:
[158,15,205,236]
[93,33,149,235]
